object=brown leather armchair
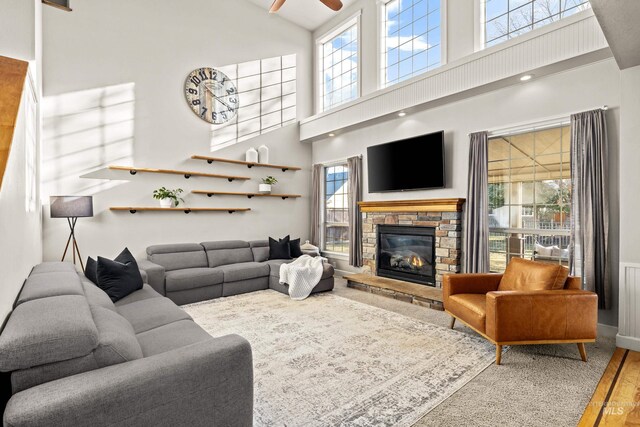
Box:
[443,258,598,365]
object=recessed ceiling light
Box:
[398,111,407,117]
[520,74,533,81]
[328,133,335,137]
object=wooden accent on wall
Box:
[357,198,466,213]
[0,56,29,191]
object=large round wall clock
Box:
[184,67,239,125]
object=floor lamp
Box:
[50,196,93,272]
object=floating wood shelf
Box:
[191,155,302,172]
[109,165,250,181]
[110,207,250,214]
[192,190,301,200]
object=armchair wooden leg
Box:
[577,343,588,362]
[449,316,456,329]
[496,345,502,365]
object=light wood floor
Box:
[580,348,640,426]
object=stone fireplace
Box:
[359,198,465,289]
[377,225,436,286]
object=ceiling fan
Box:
[269,0,343,13]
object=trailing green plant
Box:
[152,187,184,206]
[261,176,278,185]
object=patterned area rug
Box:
[184,290,495,427]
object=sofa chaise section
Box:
[0,262,253,427]
[139,239,335,305]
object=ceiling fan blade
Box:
[269,0,287,13]
[319,0,343,11]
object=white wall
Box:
[41,0,314,262]
[312,59,621,326]
[0,0,43,324]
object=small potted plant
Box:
[259,176,278,194]
[153,187,184,208]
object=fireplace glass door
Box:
[377,225,435,285]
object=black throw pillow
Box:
[288,238,303,258]
[85,257,98,284]
[85,248,132,285]
[269,236,292,260]
[96,248,143,302]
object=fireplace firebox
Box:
[376,225,436,286]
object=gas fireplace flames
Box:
[409,255,424,268]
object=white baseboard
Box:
[616,333,640,351]
[598,323,618,338]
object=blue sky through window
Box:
[322,24,358,111]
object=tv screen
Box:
[367,131,445,192]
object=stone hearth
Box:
[358,198,465,289]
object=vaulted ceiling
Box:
[245,0,356,31]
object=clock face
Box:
[184,67,239,125]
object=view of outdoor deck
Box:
[488,124,571,272]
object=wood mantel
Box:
[358,198,465,213]
[0,56,29,190]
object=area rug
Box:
[183,290,496,427]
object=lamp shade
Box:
[50,196,94,218]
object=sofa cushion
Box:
[147,243,208,271]
[448,294,487,333]
[114,284,163,307]
[30,262,77,275]
[498,257,569,291]
[165,268,224,292]
[115,297,192,334]
[0,295,98,371]
[201,240,253,268]
[214,262,270,282]
[10,354,99,394]
[91,306,143,366]
[96,251,144,302]
[269,236,291,260]
[136,320,212,357]
[16,271,84,306]
[249,240,269,262]
[82,279,116,311]
[266,259,334,280]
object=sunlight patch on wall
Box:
[210,54,296,151]
[42,83,135,198]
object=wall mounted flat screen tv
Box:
[367,131,445,192]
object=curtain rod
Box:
[468,105,608,137]
[315,154,362,167]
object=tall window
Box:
[211,54,297,150]
[324,164,349,253]
[485,0,591,47]
[488,125,571,272]
[320,19,359,112]
[382,0,441,88]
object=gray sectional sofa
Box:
[0,262,253,427]
[139,240,335,305]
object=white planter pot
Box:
[258,184,272,194]
[159,198,174,208]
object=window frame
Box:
[486,121,572,273]
[321,161,350,257]
[479,0,592,49]
[378,0,447,89]
[316,11,362,114]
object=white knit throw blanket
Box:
[279,255,325,300]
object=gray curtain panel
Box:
[463,131,490,273]
[310,164,323,247]
[570,109,610,309]
[348,156,363,267]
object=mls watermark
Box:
[589,400,640,416]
